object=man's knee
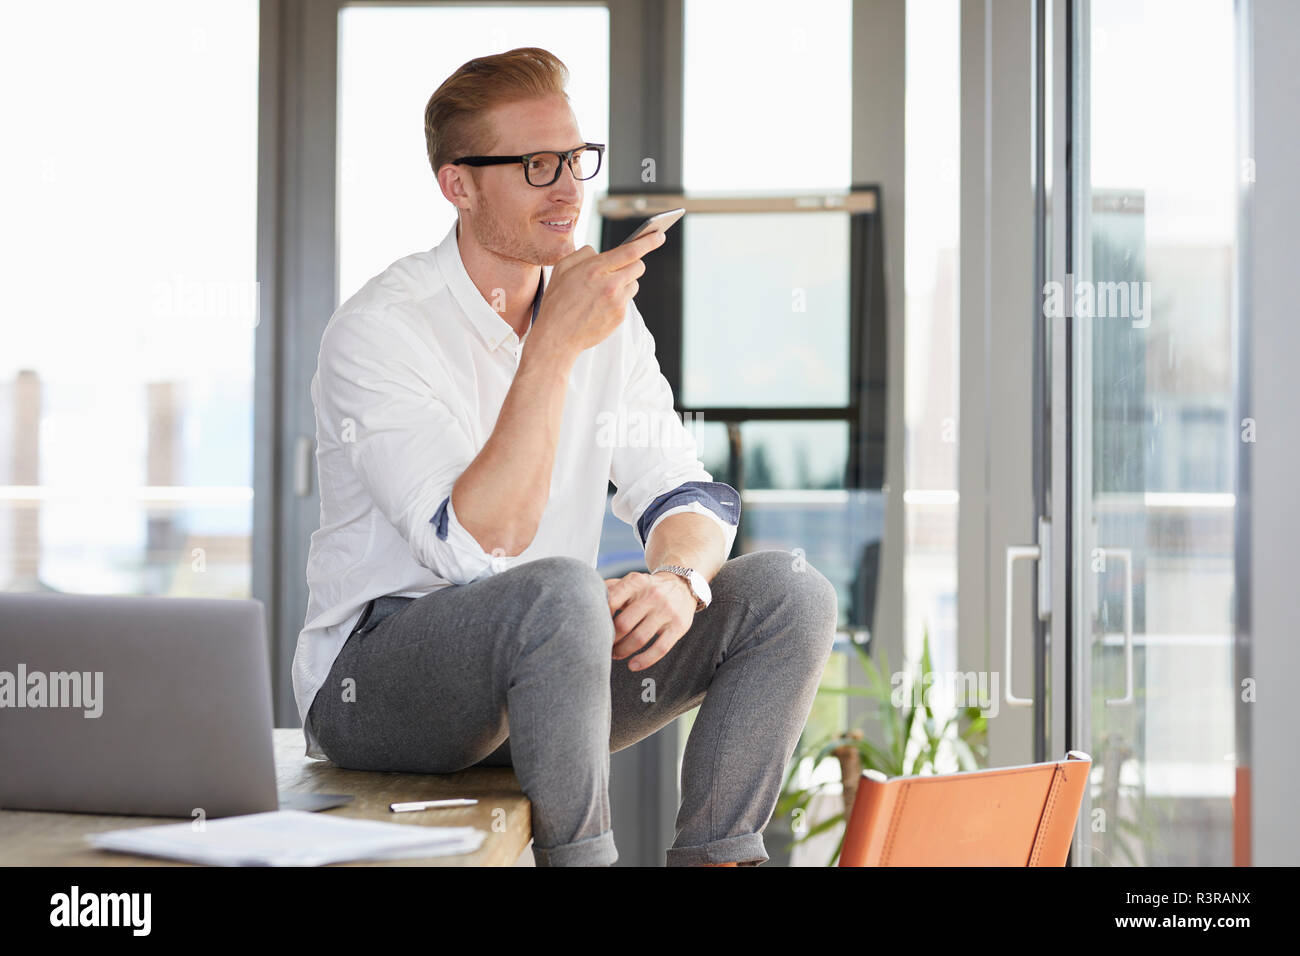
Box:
[515,555,607,606]
[511,555,614,643]
[726,549,838,639]
[728,547,832,595]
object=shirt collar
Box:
[434,220,552,352]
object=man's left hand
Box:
[603,570,698,671]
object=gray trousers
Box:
[307,549,838,866]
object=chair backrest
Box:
[838,751,1091,866]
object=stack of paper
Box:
[86,810,486,866]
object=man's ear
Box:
[437,163,474,213]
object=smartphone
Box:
[618,207,685,246]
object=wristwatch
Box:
[652,564,711,612]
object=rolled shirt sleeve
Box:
[637,481,740,555]
[608,302,741,558]
[317,313,517,586]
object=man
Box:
[293,47,838,867]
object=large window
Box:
[0,0,259,597]
[683,0,852,194]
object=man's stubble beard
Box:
[467,189,571,267]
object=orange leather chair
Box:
[838,751,1091,866]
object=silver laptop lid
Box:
[0,592,277,819]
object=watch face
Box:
[688,570,711,607]
[656,566,709,608]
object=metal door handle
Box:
[1096,547,1134,706]
[1004,545,1040,706]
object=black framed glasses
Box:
[452,142,605,187]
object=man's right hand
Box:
[533,229,667,357]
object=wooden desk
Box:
[0,728,532,866]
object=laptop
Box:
[0,591,341,819]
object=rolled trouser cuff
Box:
[665,832,768,867]
[531,828,618,867]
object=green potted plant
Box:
[774,628,990,866]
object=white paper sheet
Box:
[86,809,487,866]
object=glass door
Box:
[0,1,259,598]
[1069,0,1242,866]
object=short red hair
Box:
[424,47,571,177]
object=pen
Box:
[389,798,479,812]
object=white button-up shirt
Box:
[292,221,740,759]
